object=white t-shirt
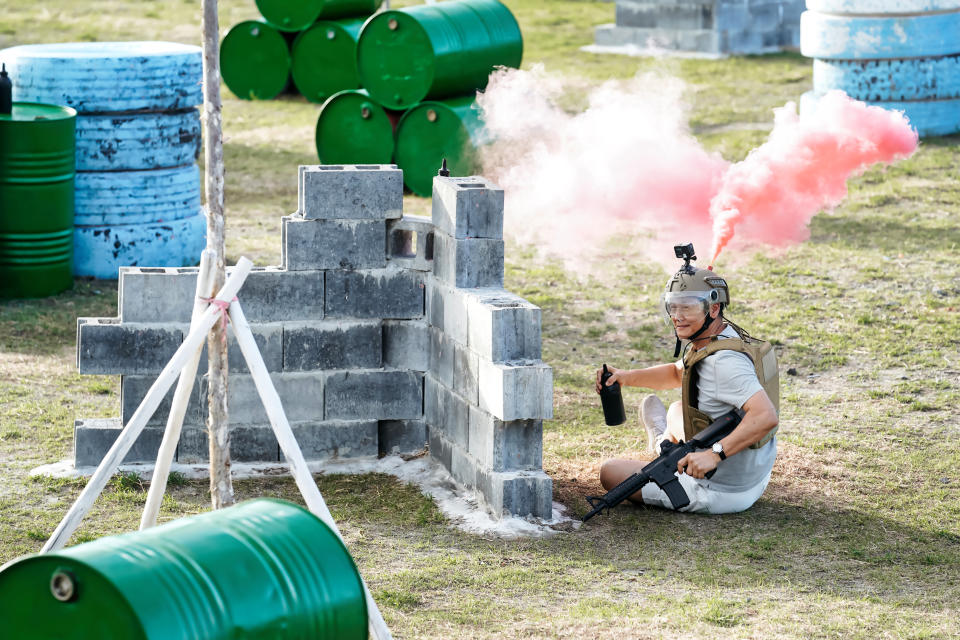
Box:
[684,325,777,492]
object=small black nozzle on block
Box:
[0,63,12,116]
[438,158,449,177]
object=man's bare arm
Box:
[595,362,682,393]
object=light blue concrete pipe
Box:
[801,10,960,59]
[813,55,960,101]
[0,42,202,113]
[74,165,202,226]
[75,110,201,171]
[800,90,960,136]
[73,211,207,279]
[805,0,960,14]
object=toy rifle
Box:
[582,409,742,521]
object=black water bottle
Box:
[599,364,626,426]
[0,64,11,116]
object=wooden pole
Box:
[139,250,216,530]
[200,0,233,508]
[42,259,254,553]
[228,301,393,640]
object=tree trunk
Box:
[201,0,233,508]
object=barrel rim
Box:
[0,102,78,122]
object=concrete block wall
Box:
[75,164,554,519]
[595,0,804,54]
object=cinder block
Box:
[383,320,429,371]
[281,216,387,271]
[121,374,206,427]
[300,164,403,220]
[325,370,423,420]
[77,318,182,374]
[325,269,424,319]
[197,323,284,374]
[222,372,324,425]
[379,419,428,456]
[178,425,280,462]
[426,279,469,345]
[386,215,434,272]
[453,341,479,406]
[287,420,379,459]
[424,374,469,446]
[431,231,504,289]
[429,326,454,388]
[73,418,165,467]
[466,289,542,362]
[478,360,553,421]
[477,468,553,519]
[283,321,382,371]
[431,176,504,239]
[616,0,714,30]
[451,444,479,488]
[428,428,453,472]
[119,267,325,323]
[469,406,543,471]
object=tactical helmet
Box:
[663,243,729,356]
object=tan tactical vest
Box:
[680,331,779,449]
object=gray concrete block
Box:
[478,469,553,519]
[424,374,469,446]
[73,417,165,467]
[469,406,543,472]
[379,419,428,456]
[325,369,423,420]
[238,269,325,323]
[197,323,284,374]
[77,318,182,374]
[300,164,403,220]
[431,232,504,289]
[281,216,387,271]
[325,269,424,319]
[431,176,504,240]
[478,360,553,421]
[616,1,714,30]
[383,320,429,372]
[466,289,542,362]
[453,341,479,406]
[283,321,382,371]
[451,444,479,488]
[426,279,469,345]
[594,24,719,52]
[287,420,379,460]
[428,428,453,472]
[121,374,206,427]
[386,215,434,272]
[178,425,280,462]
[119,266,197,323]
[222,372,324,425]
[429,326,455,388]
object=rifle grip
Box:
[705,468,717,480]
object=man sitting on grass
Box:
[595,246,779,514]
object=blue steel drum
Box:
[75,110,201,171]
[800,91,960,138]
[801,10,960,60]
[0,42,203,113]
[813,55,960,102]
[74,166,201,226]
[74,211,206,279]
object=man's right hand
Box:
[595,366,624,394]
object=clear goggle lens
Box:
[662,290,717,321]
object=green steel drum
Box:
[0,102,75,299]
[316,89,398,164]
[394,96,486,196]
[220,20,291,100]
[0,499,368,639]
[256,0,382,32]
[291,18,365,103]
[356,0,522,109]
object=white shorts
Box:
[640,470,772,514]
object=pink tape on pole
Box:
[199,296,238,332]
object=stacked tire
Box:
[800,0,960,137]
[0,42,207,279]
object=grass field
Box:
[2,1,959,638]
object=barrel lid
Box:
[357,11,435,109]
[0,41,200,60]
[292,20,365,102]
[220,21,291,100]
[0,102,76,122]
[395,99,479,196]
[316,90,395,164]
[256,0,326,31]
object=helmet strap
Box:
[673,309,720,358]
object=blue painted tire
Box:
[813,55,960,101]
[75,110,201,171]
[73,211,207,279]
[801,10,960,59]
[800,90,960,137]
[805,0,960,14]
[0,41,202,114]
[74,166,201,226]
